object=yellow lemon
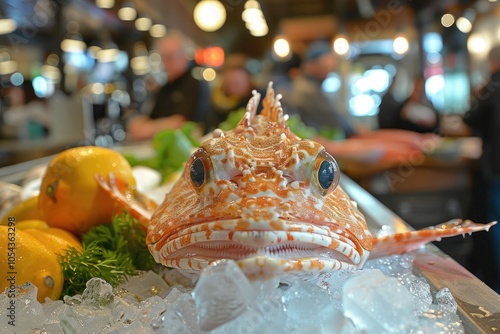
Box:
[0,226,63,302]
[14,219,49,230]
[38,146,136,235]
[23,227,83,256]
[1,196,42,225]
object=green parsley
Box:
[59,213,160,297]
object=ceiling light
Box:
[0,18,17,35]
[135,16,152,31]
[202,67,216,81]
[393,36,409,55]
[87,45,101,59]
[0,60,17,75]
[333,37,350,55]
[96,0,114,9]
[244,0,260,9]
[130,56,150,75]
[97,43,119,63]
[118,3,136,21]
[193,0,226,32]
[273,38,290,58]
[10,72,23,86]
[456,17,472,33]
[468,33,488,54]
[441,13,454,28]
[242,8,263,22]
[150,24,166,38]
[41,64,61,83]
[60,34,87,53]
[250,23,268,37]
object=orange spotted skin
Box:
[146,84,371,277]
[97,83,496,279]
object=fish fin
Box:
[95,172,155,227]
[370,219,497,259]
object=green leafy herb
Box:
[152,127,193,180]
[218,108,246,131]
[286,114,318,139]
[59,242,136,297]
[216,109,340,141]
[125,122,197,181]
[59,213,160,297]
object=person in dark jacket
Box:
[207,54,255,132]
[378,76,440,134]
[289,40,355,138]
[463,45,500,293]
[127,32,210,140]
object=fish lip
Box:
[150,224,367,271]
[150,217,358,244]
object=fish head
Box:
[147,84,372,279]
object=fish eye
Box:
[318,160,335,189]
[190,157,205,187]
[314,150,340,196]
[186,148,213,190]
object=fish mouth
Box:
[149,220,369,274]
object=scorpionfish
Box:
[97,83,496,280]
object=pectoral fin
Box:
[95,173,155,227]
[370,219,497,259]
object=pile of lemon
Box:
[0,146,137,302]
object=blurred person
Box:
[378,76,440,134]
[207,54,256,131]
[463,45,500,292]
[266,53,302,103]
[289,40,355,138]
[127,31,210,140]
[1,81,50,140]
[377,75,403,129]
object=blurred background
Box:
[0,0,494,147]
[0,0,499,289]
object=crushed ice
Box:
[0,254,465,334]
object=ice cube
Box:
[212,302,281,334]
[0,282,45,333]
[343,269,415,333]
[41,322,65,333]
[398,272,432,316]
[317,269,374,308]
[414,304,464,333]
[365,254,415,276]
[161,307,192,333]
[63,294,82,306]
[163,268,198,288]
[112,297,139,325]
[118,270,171,301]
[252,310,289,334]
[172,293,202,333]
[60,307,86,333]
[42,299,69,325]
[211,282,288,333]
[81,277,114,307]
[165,286,184,304]
[105,320,156,334]
[192,259,255,331]
[138,295,167,329]
[71,304,113,333]
[435,288,458,313]
[113,287,142,306]
[282,280,332,327]
[317,305,357,334]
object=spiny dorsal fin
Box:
[260,82,285,126]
